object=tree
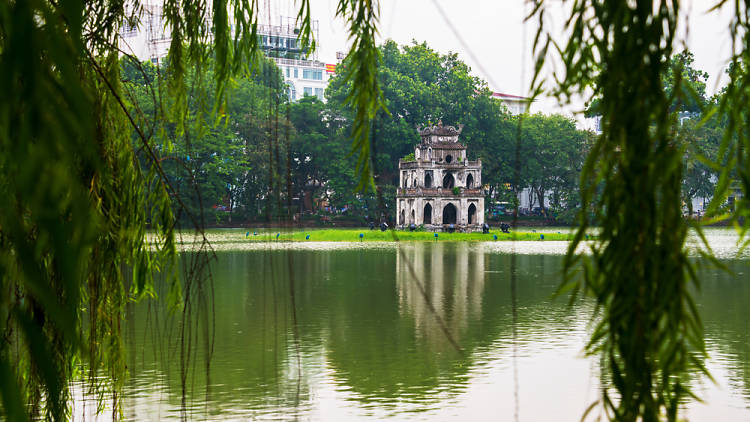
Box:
[122,56,289,223]
[530,2,735,421]
[664,51,710,114]
[287,96,347,213]
[0,1,383,420]
[678,116,723,214]
[518,114,587,216]
[327,40,515,219]
[585,50,709,117]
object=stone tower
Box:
[396,122,484,231]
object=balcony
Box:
[396,187,483,197]
[272,57,326,69]
[398,159,481,169]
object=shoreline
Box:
[172,228,578,243]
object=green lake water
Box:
[74,233,750,421]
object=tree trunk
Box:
[534,186,547,217]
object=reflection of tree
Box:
[118,248,594,417]
[695,260,750,400]
[323,245,584,406]
[122,251,316,419]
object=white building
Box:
[119,2,171,66]
[255,18,334,102]
[491,92,531,115]
[118,5,337,101]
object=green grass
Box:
[231,228,576,242]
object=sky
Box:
[262,0,736,118]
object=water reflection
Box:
[72,243,750,421]
[688,260,750,420]
[396,242,486,352]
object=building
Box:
[119,2,171,65]
[118,5,337,101]
[257,18,336,102]
[491,92,530,115]
[396,122,484,231]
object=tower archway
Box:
[425,172,432,188]
[442,203,457,224]
[468,203,477,225]
[424,203,432,224]
[466,173,474,188]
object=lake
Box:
[74,229,750,420]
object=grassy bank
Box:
[231,228,576,242]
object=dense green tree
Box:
[519,114,588,215]
[122,56,290,223]
[328,40,512,184]
[679,116,723,214]
[664,51,710,114]
[326,40,522,222]
[287,96,351,213]
[586,50,709,117]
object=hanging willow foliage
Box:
[714,0,750,238]
[530,0,749,420]
[0,0,383,419]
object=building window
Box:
[286,67,290,77]
[294,68,298,78]
[303,68,323,80]
[314,88,324,100]
[121,22,137,37]
[303,87,313,96]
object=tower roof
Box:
[417,121,465,148]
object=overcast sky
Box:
[264,0,736,116]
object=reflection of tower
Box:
[396,244,485,349]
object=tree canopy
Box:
[0,1,383,420]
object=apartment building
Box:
[119,5,337,101]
